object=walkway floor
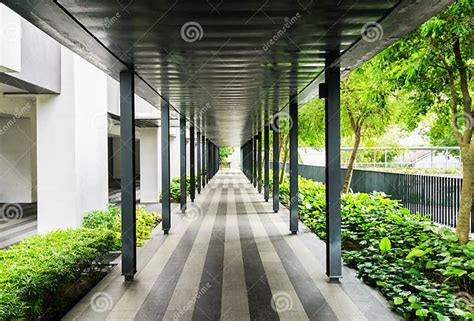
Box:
[64,170,400,321]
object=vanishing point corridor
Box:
[65,170,399,321]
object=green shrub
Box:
[160,176,197,203]
[82,204,160,249]
[0,228,115,320]
[280,175,473,320]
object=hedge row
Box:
[0,228,115,319]
[0,205,161,320]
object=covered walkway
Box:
[65,170,399,321]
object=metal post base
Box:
[164,230,169,235]
[291,231,297,235]
[124,275,134,283]
[328,277,342,284]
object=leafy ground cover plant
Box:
[279,175,473,320]
[0,228,115,320]
[82,204,160,249]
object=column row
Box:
[240,61,342,283]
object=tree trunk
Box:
[341,129,361,194]
[456,145,473,244]
[279,135,289,184]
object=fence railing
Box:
[275,163,472,232]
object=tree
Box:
[298,59,395,193]
[381,0,473,243]
[340,61,394,193]
[219,146,234,162]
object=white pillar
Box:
[139,127,160,203]
[36,47,108,233]
[170,128,180,179]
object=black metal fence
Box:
[277,163,472,232]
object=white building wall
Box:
[170,128,180,179]
[0,4,21,73]
[0,96,36,203]
[139,128,160,202]
[36,47,108,233]
[0,118,32,202]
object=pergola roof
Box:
[4,0,453,146]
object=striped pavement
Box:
[63,170,401,321]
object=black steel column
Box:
[210,141,214,178]
[209,142,213,179]
[180,117,187,213]
[250,138,254,184]
[120,70,136,282]
[325,63,342,282]
[253,135,257,188]
[264,125,270,201]
[272,121,280,212]
[206,139,210,183]
[202,135,206,188]
[197,132,201,194]
[190,126,196,201]
[161,98,171,234]
[257,130,262,193]
[289,89,298,234]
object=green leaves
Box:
[393,297,403,305]
[0,229,115,319]
[279,173,473,320]
[379,237,391,253]
[406,248,427,260]
[83,204,160,250]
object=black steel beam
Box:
[190,126,196,201]
[257,130,262,193]
[119,70,136,282]
[161,97,171,234]
[180,117,186,212]
[289,89,298,234]
[264,125,270,201]
[325,62,342,282]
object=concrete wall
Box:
[36,47,108,233]
[0,4,61,93]
[0,96,36,202]
[0,118,32,202]
[0,4,21,73]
